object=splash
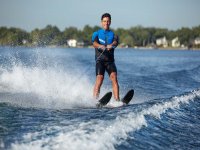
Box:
[0,58,96,109]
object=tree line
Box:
[0,25,200,48]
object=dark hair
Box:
[101,13,111,20]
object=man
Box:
[92,13,120,101]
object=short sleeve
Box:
[114,35,119,44]
[92,31,98,43]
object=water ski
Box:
[96,92,112,108]
[121,89,134,105]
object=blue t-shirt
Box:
[92,29,115,45]
[92,29,118,62]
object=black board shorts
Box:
[96,61,117,76]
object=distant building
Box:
[194,37,200,45]
[22,39,27,45]
[171,37,180,48]
[77,40,85,47]
[156,36,168,47]
[119,43,129,48]
[67,39,77,47]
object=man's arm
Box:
[93,36,106,51]
[107,35,119,50]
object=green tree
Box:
[30,25,61,46]
[192,25,200,38]
[154,28,169,39]
[30,28,41,46]
[0,27,29,46]
[82,25,100,45]
[176,27,193,46]
[128,26,149,46]
[63,27,80,39]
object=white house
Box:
[22,39,27,45]
[171,37,180,48]
[156,36,168,47]
[67,39,77,47]
[194,37,200,45]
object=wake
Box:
[9,89,200,150]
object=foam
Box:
[10,89,200,150]
[106,98,124,107]
[142,89,200,118]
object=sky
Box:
[0,0,200,32]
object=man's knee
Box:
[110,72,117,82]
[96,75,104,83]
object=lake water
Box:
[0,47,200,150]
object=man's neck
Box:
[102,28,110,31]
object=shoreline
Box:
[0,45,200,51]
[133,47,200,51]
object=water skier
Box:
[92,13,120,101]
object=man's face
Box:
[101,17,111,30]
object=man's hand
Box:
[98,45,106,51]
[106,44,113,51]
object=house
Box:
[156,36,168,47]
[22,39,28,45]
[194,37,200,45]
[67,39,77,47]
[171,37,180,47]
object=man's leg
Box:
[110,72,119,100]
[93,75,104,99]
